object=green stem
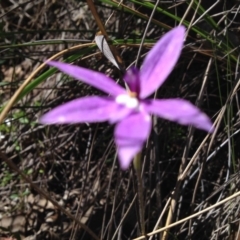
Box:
[133,152,145,236]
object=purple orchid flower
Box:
[40,26,213,170]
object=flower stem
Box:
[133,152,145,236]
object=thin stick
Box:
[87,0,124,69]
[86,0,108,36]
[133,190,240,240]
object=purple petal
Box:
[114,112,151,169]
[40,96,131,124]
[124,67,140,95]
[140,26,185,98]
[144,99,214,132]
[47,61,126,97]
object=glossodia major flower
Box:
[40,26,214,170]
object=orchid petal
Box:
[47,61,126,96]
[140,26,185,98]
[114,112,151,169]
[145,99,213,132]
[40,96,131,124]
[124,67,140,95]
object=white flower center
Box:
[115,94,139,109]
